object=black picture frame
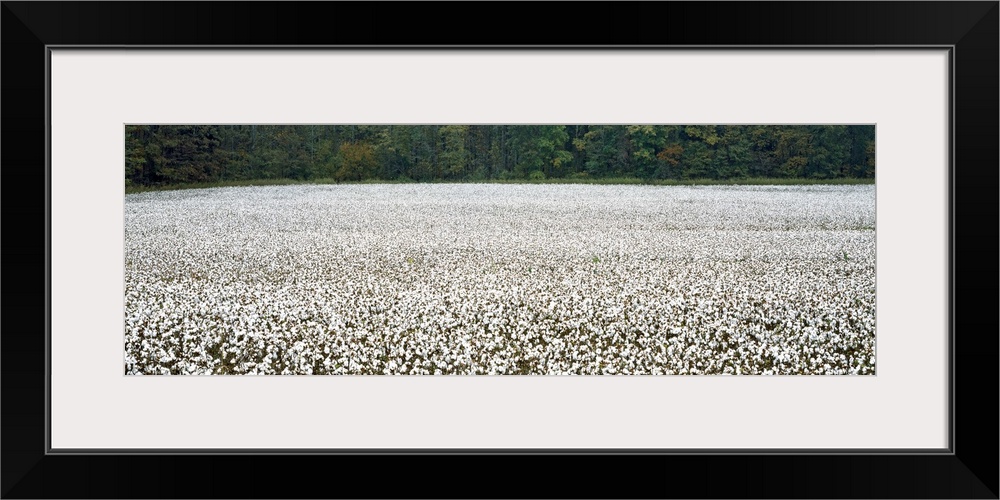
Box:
[3,2,996,498]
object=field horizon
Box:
[124,176,876,194]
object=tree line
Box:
[125,125,875,187]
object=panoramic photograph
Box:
[124,125,875,375]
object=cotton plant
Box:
[125,183,875,375]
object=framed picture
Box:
[3,2,996,498]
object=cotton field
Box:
[124,183,875,375]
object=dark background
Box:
[3,2,997,498]
[124,124,876,188]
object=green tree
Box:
[335,142,378,181]
[156,125,225,184]
[125,126,148,186]
[625,125,665,179]
[124,124,875,187]
[575,125,627,177]
[773,126,813,177]
[806,125,849,178]
[679,140,714,179]
[438,125,470,179]
[863,139,876,177]
[713,126,752,179]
